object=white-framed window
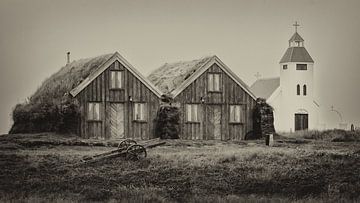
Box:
[283,65,288,70]
[230,105,245,123]
[186,104,199,122]
[208,73,220,92]
[88,102,100,120]
[134,103,147,121]
[110,71,123,89]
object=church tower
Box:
[278,22,317,132]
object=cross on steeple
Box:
[293,21,300,32]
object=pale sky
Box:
[0,0,359,134]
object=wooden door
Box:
[295,113,308,131]
[207,105,222,140]
[109,103,125,139]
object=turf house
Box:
[148,55,257,140]
[10,52,258,140]
[69,52,163,139]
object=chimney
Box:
[66,52,70,65]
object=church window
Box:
[303,85,307,96]
[296,64,307,70]
[297,85,300,95]
[208,73,221,92]
[283,65,288,70]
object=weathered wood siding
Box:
[175,63,256,140]
[76,60,160,140]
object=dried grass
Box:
[0,133,360,202]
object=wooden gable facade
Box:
[172,57,257,140]
[70,52,162,140]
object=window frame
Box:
[283,64,288,70]
[110,70,124,90]
[207,73,221,93]
[133,102,147,122]
[186,104,200,123]
[296,64,307,70]
[229,105,245,124]
[87,102,101,121]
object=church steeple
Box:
[280,22,314,63]
[289,21,304,47]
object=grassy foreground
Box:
[0,132,359,202]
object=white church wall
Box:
[275,62,318,132]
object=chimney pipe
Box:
[66,52,70,64]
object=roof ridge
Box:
[256,77,280,81]
[66,53,114,65]
[163,55,215,65]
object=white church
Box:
[251,22,319,132]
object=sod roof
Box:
[148,55,256,99]
[147,56,214,94]
[30,53,113,103]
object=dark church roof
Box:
[280,47,314,63]
[289,32,304,42]
[250,77,280,99]
[281,31,314,63]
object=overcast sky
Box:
[0,0,359,134]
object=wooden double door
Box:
[108,103,125,139]
[295,113,308,131]
[206,105,222,140]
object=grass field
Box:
[0,131,359,202]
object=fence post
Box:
[265,134,273,146]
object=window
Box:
[208,73,220,92]
[110,71,123,89]
[303,85,307,96]
[186,104,199,122]
[297,85,300,95]
[283,65,288,70]
[230,105,244,123]
[296,64,307,70]
[88,103,100,120]
[134,103,147,121]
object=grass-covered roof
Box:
[10,53,113,134]
[30,53,113,103]
[147,56,213,94]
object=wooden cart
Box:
[79,138,165,164]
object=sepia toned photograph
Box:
[0,0,359,202]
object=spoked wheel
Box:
[118,139,137,149]
[126,144,147,161]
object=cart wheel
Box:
[126,144,147,161]
[118,139,137,149]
